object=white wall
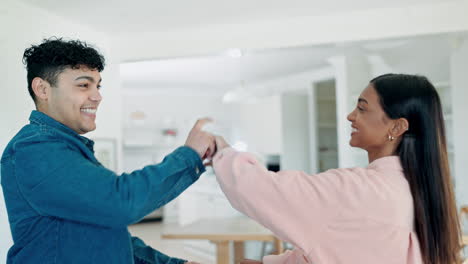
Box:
[0,0,121,260]
[122,93,238,146]
[121,92,283,155]
[237,95,282,155]
[450,37,468,208]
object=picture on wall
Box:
[93,138,117,172]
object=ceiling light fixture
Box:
[226,48,243,58]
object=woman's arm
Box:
[212,141,348,249]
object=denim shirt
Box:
[1,110,205,264]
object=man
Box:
[1,38,215,263]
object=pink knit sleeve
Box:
[213,147,350,249]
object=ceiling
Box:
[15,0,462,94]
[19,0,453,33]
[120,44,337,91]
[120,33,457,93]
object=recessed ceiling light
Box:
[226,48,243,58]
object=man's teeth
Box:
[352,128,358,132]
[81,108,97,114]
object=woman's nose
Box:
[347,109,355,122]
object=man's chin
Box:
[78,125,97,135]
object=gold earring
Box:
[388,135,395,141]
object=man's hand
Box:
[185,118,216,160]
[215,136,230,151]
[240,260,263,264]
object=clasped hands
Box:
[184,118,230,165]
[183,119,263,264]
[185,258,262,263]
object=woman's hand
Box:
[203,136,230,167]
[215,136,230,151]
[184,118,216,160]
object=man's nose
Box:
[90,89,102,102]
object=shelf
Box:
[123,124,158,131]
[123,141,179,149]
[123,142,153,148]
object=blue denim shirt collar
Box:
[29,110,95,151]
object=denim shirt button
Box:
[195,167,200,174]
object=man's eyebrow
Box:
[75,76,102,83]
[358,98,368,104]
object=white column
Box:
[307,84,318,174]
[450,36,468,207]
[280,93,311,173]
[328,54,372,168]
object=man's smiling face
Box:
[42,66,102,134]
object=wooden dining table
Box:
[161,217,283,264]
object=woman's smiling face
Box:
[347,84,393,153]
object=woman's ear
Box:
[31,77,50,101]
[390,118,409,138]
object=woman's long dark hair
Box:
[371,74,461,264]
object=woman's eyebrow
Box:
[358,98,369,104]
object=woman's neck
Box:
[367,146,397,163]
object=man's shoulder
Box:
[2,124,65,158]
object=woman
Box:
[212,74,461,264]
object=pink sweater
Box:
[213,148,423,264]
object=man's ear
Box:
[390,118,409,138]
[31,77,50,101]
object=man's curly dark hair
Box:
[23,37,105,103]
